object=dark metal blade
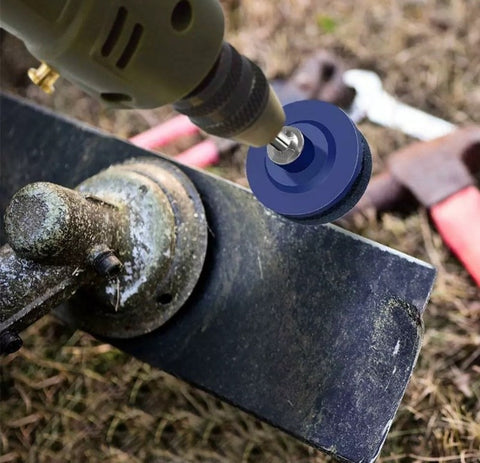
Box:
[0,93,436,462]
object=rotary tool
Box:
[0,0,371,223]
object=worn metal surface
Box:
[56,160,208,338]
[0,93,436,463]
[4,182,126,263]
[107,187,434,463]
[0,181,125,345]
[0,243,93,336]
[1,157,208,339]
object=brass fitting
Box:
[27,62,60,94]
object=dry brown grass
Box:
[1,0,480,462]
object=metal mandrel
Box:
[268,126,305,165]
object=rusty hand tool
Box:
[345,127,480,285]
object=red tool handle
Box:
[130,115,198,150]
[129,115,220,168]
[430,186,480,286]
[174,139,220,168]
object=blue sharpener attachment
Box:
[246,100,372,223]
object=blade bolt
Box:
[89,245,123,278]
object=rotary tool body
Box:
[0,0,285,147]
[1,0,372,222]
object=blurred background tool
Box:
[344,127,480,286]
[344,69,456,140]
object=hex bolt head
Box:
[0,331,23,355]
[89,245,123,278]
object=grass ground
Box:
[1,0,479,462]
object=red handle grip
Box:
[430,186,480,286]
[130,115,198,150]
[174,139,219,168]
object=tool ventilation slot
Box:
[101,7,143,69]
[102,7,127,57]
[116,23,143,69]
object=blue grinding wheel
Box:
[246,100,372,223]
